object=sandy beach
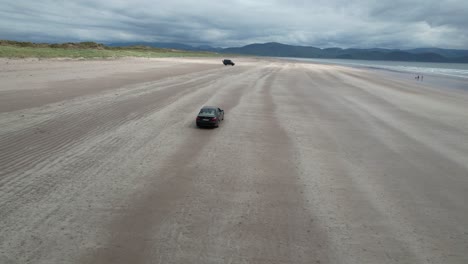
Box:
[1,57,467,264]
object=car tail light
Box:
[196,117,201,120]
[211,117,217,121]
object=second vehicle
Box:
[222,59,235,66]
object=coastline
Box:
[275,56,468,91]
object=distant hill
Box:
[107,41,468,63]
[405,48,468,58]
[107,42,222,52]
[223,42,468,63]
[223,42,322,57]
[107,42,194,50]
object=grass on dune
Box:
[0,43,218,59]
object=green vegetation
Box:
[0,40,218,58]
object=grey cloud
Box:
[0,0,467,49]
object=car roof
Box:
[201,106,218,109]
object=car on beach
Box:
[222,59,235,66]
[196,106,224,128]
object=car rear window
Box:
[199,109,216,116]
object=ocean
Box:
[282,58,468,79]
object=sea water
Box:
[283,58,468,79]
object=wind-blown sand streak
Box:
[0,57,467,264]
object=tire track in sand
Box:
[122,63,330,264]
[0,66,257,211]
[81,64,278,264]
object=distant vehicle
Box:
[222,59,235,66]
[196,106,224,128]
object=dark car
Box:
[196,106,224,128]
[222,59,235,66]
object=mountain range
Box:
[107,42,222,52]
[108,42,468,63]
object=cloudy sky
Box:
[1,0,467,49]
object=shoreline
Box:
[274,56,468,91]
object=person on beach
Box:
[421,75,423,81]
